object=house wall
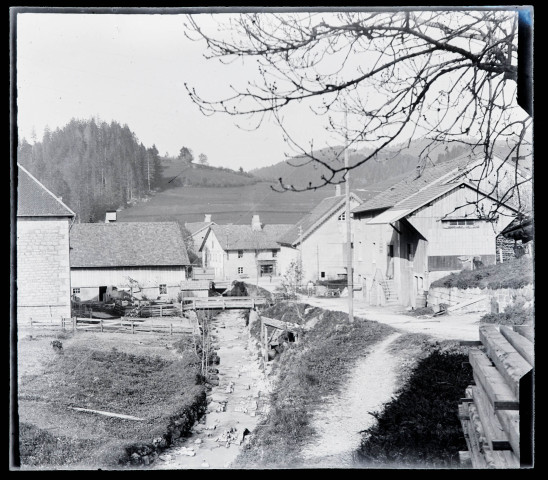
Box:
[202,231,280,280]
[278,199,360,283]
[407,187,516,285]
[71,266,186,302]
[17,217,72,323]
[353,187,516,307]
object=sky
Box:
[15,10,335,171]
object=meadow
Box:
[117,181,336,225]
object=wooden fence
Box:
[27,316,198,336]
[459,324,534,468]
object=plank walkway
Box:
[459,324,534,468]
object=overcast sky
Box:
[16,10,336,171]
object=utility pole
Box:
[344,108,354,323]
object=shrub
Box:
[480,301,534,325]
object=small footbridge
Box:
[182,296,267,312]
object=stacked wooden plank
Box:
[459,324,534,468]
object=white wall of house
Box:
[17,217,72,323]
[202,232,226,279]
[278,199,360,283]
[352,186,517,306]
[70,266,186,302]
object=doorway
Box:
[386,244,394,279]
[99,286,107,302]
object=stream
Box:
[151,309,271,470]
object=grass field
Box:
[16,325,205,469]
[117,181,338,225]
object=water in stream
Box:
[151,309,271,470]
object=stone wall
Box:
[427,284,534,314]
[16,217,72,324]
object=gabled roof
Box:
[352,153,479,215]
[277,192,362,247]
[185,221,215,236]
[70,222,190,268]
[17,163,75,217]
[201,224,293,251]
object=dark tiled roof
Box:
[277,193,361,246]
[352,153,477,214]
[17,164,75,217]
[70,222,190,268]
[185,221,215,236]
[206,224,293,251]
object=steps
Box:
[381,279,399,306]
[415,292,427,309]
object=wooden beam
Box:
[470,385,514,453]
[460,340,482,346]
[512,325,534,343]
[447,295,488,312]
[69,406,144,421]
[500,326,534,367]
[479,325,532,399]
[469,349,519,410]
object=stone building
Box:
[16,163,75,323]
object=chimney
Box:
[105,210,117,223]
[335,184,342,196]
[204,214,212,223]
[251,214,262,231]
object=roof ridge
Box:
[17,163,76,216]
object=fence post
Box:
[131,321,134,334]
[30,317,33,328]
[170,323,173,335]
[160,305,163,317]
[72,316,76,333]
[100,319,103,332]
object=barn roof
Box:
[70,222,190,268]
[351,153,479,215]
[277,192,362,247]
[17,164,75,217]
[203,223,293,251]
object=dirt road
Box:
[298,295,482,341]
[300,332,403,468]
[151,310,270,470]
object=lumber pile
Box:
[459,324,534,468]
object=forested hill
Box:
[17,119,163,223]
[251,141,471,190]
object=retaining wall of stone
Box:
[427,284,534,314]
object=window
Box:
[72,288,80,295]
[320,271,325,278]
[238,267,244,274]
[338,211,346,221]
[442,219,480,228]
[238,250,244,258]
[159,284,167,295]
[407,243,414,261]
[272,249,277,258]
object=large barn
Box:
[16,163,75,324]
[70,221,190,302]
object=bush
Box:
[480,301,534,326]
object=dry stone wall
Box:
[427,284,534,313]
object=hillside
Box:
[250,139,487,191]
[159,159,259,188]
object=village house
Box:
[276,187,362,283]
[16,163,76,323]
[199,215,292,280]
[351,153,525,308]
[70,220,190,302]
[184,214,216,254]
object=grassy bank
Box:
[235,302,395,468]
[17,327,205,469]
[430,256,533,290]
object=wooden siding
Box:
[428,254,496,271]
